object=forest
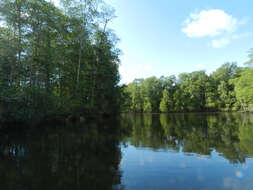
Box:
[122,60,253,113]
[0,0,121,123]
[0,0,253,124]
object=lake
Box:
[1,113,253,190]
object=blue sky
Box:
[51,0,253,84]
[104,0,253,83]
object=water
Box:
[1,113,253,190]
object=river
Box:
[1,113,253,190]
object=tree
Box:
[159,90,169,112]
[177,71,209,111]
[233,68,253,111]
[210,62,241,110]
[245,48,253,66]
[123,62,251,113]
[0,0,122,122]
[143,97,152,112]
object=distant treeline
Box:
[121,60,253,113]
[0,0,121,122]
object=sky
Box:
[103,0,253,84]
[51,0,253,84]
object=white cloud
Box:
[182,9,248,48]
[210,38,230,48]
[209,33,250,48]
[182,9,238,38]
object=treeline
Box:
[122,60,253,113]
[0,0,121,122]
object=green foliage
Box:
[178,71,209,111]
[159,90,169,112]
[143,98,152,113]
[245,48,253,66]
[233,68,253,111]
[0,0,121,122]
[123,61,252,113]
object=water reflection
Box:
[120,113,253,190]
[1,113,253,190]
[0,119,124,190]
[121,113,253,163]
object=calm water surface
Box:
[1,113,253,190]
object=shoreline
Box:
[1,111,252,128]
[121,110,253,114]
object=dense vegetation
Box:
[122,59,253,113]
[0,0,252,124]
[0,0,121,122]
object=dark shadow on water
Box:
[1,113,253,190]
[0,118,125,190]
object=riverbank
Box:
[1,109,252,129]
[0,111,119,129]
[121,110,253,114]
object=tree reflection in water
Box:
[1,113,253,190]
[0,118,125,190]
[121,113,253,164]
